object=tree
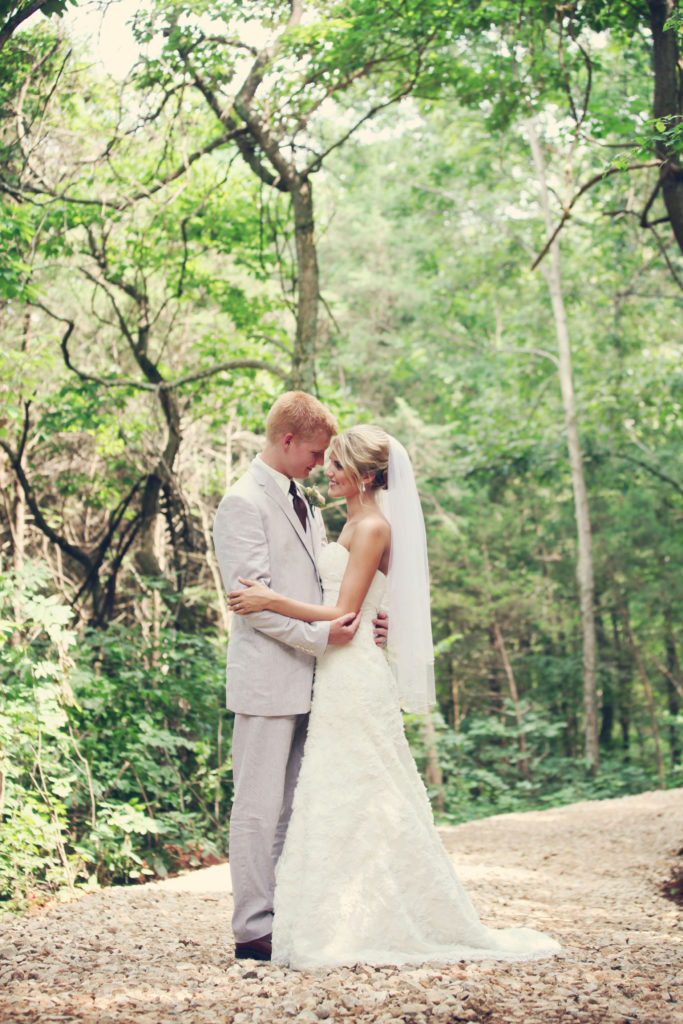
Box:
[133,0,465,388]
[0,0,76,52]
[647,0,683,253]
[0,26,288,622]
[494,0,683,262]
[313,95,681,789]
[528,118,599,769]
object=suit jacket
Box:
[213,458,330,716]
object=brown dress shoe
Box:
[235,934,272,961]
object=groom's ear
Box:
[282,432,295,449]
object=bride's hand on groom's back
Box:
[328,612,361,646]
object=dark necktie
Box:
[289,480,308,531]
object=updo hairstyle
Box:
[330,425,390,497]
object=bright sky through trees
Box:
[60,0,144,77]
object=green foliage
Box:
[0,1,78,21]
[318,89,681,790]
[1,1,681,912]
[0,566,231,911]
[0,565,80,907]
[407,706,676,825]
[0,203,37,302]
[68,619,232,885]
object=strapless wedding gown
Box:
[271,542,560,969]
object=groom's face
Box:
[283,428,333,480]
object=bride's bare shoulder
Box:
[350,512,390,545]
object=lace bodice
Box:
[318,541,387,613]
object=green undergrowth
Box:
[406,708,680,826]
[0,566,231,912]
[2,567,678,913]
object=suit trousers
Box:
[229,711,309,942]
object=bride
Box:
[228,425,560,969]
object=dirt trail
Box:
[0,788,681,1024]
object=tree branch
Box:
[14,38,65,190]
[644,223,683,292]
[166,359,288,388]
[303,86,419,175]
[557,3,593,131]
[0,410,96,575]
[530,161,660,270]
[251,332,294,357]
[61,315,286,389]
[0,0,66,52]
[189,66,284,189]
[5,132,242,210]
[615,450,683,496]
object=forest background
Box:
[1,0,681,911]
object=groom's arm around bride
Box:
[212,391,359,961]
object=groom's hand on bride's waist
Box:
[372,610,388,649]
[328,611,361,646]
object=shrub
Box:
[0,566,232,910]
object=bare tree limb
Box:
[251,332,294,357]
[303,84,419,176]
[530,161,660,270]
[644,223,683,292]
[557,3,593,131]
[614,450,683,496]
[3,132,242,210]
[655,661,683,702]
[58,315,286,390]
[0,0,65,52]
[14,38,65,189]
[168,359,288,388]
[0,409,96,576]
[190,67,285,189]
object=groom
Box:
[213,391,368,962]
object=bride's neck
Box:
[345,491,378,521]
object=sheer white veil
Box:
[380,437,435,714]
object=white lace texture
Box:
[271,544,561,970]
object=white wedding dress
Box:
[272,543,560,969]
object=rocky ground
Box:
[0,788,681,1024]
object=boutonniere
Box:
[302,484,326,510]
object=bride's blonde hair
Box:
[330,425,390,496]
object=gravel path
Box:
[1,788,681,1024]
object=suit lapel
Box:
[250,460,318,567]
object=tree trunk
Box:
[617,594,665,784]
[290,177,319,391]
[9,308,31,576]
[449,616,461,731]
[11,466,26,575]
[596,603,614,749]
[611,609,632,757]
[481,537,530,779]
[647,0,683,253]
[528,119,600,770]
[217,1,320,392]
[663,604,681,767]
[422,714,445,815]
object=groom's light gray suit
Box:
[213,457,330,942]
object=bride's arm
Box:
[228,520,388,622]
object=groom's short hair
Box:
[266,391,338,442]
